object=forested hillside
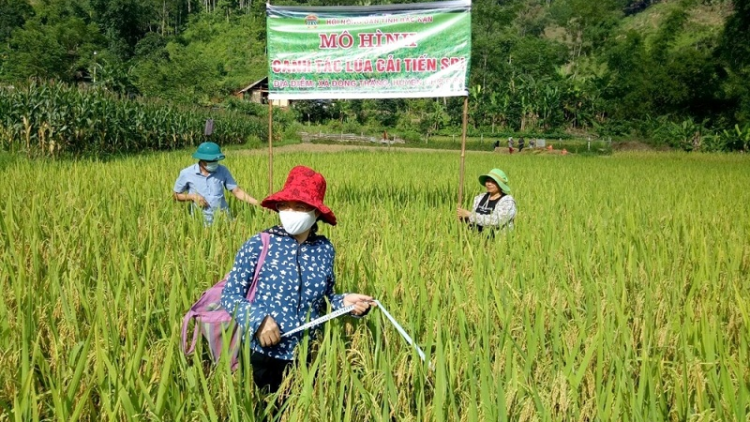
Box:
[1,0,749,150]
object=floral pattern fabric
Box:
[220,226,345,361]
[469,194,517,230]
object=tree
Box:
[91,0,151,58]
[717,0,750,123]
[550,0,622,58]
[601,31,654,120]
[0,0,33,45]
[2,17,102,82]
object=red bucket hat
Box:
[261,166,337,226]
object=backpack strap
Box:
[230,231,270,369]
[247,231,270,302]
[182,309,200,354]
[181,231,271,355]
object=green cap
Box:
[192,142,225,161]
[478,168,511,195]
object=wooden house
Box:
[236,77,290,108]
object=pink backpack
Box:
[181,232,270,370]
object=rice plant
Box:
[1,150,749,421]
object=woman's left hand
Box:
[457,208,471,219]
[344,294,377,316]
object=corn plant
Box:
[0,82,273,157]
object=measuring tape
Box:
[372,300,427,363]
[281,304,356,338]
[280,300,428,365]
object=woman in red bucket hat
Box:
[221,166,375,394]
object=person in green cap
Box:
[173,142,260,224]
[457,168,516,233]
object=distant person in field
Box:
[518,137,525,152]
[508,137,514,154]
[529,139,536,149]
[493,139,500,150]
[221,166,374,394]
[457,168,516,234]
[173,142,260,225]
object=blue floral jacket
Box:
[220,226,345,361]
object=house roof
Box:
[237,77,268,94]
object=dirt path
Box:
[234,140,657,156]
[235,143,495,155]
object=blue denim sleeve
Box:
[221,235,268,339]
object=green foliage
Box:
[223,96,266,116]
[90,0,150,58]
[294,100,336,124]
[402,130,422,143]
[719,123,750,152]
[718,0,750,71]
[0,0,747,150]
[600,3,726,128]
[0,82,266,157]
[549,0,623,56]
[129,12,267,102]
[717,0,750,123]
[89,57,139,94]
[283,122,304,143]
[647,116,719,151]
[0,0,33,44]
[245,133,262,148]
[1,15,103,82]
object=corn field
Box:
[1,149,749,421]
[0,83,269,157]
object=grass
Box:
[1,149,749,421]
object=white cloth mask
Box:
[279,210,317,235]
[204,162,219,172]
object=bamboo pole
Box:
[458,96,468,206]
[268,100,274,195]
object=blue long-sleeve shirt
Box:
[220,226,345,361]
[173,163,237,224]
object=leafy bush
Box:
[284,123,304,142]
[719,124,750,152]
[343,121,362,134]
[648,117,706,151]
[245,134,261,149]
[402,130,422,143]
[223,97,267,117]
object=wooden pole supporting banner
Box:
[268,101,274,195]
[458,96,469,206]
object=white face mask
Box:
[279,210,317,235]
[204,162,219,172]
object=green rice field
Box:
[1,149,749,421]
